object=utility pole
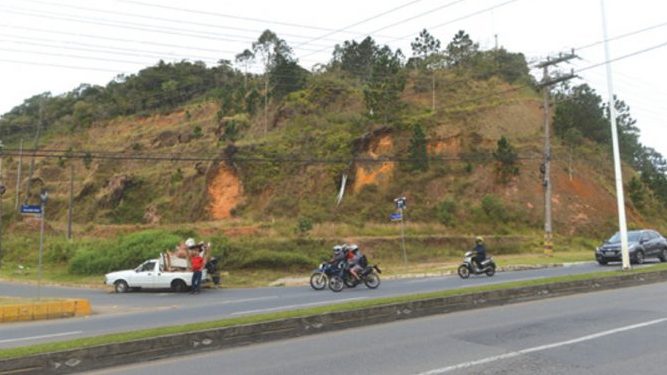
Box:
[67,164,74,240]
[15,139,23,210]
[25,100,44,204]
[536,51,577,256]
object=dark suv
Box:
[595,229,667,265]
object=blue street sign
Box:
[390,212,402,221]
[20,204,42,214]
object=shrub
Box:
[436,199,457,226]
[480,194,507,221]
[68,230,186,275]
[296,217,313,235]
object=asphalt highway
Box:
[89,280,667,375]
[0,261,643,349]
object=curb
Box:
[2,271,666,374]
[0,299,91,323]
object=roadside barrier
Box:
[0,299,91,323]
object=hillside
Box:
[1,30,666,262]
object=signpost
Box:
[37,189,48,300]
[393,197,407,264]
[0,183,5,265]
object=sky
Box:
[0,0,665,155]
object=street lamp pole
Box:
[601,0,630,270]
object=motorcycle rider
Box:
[347,244,364,280]
[328,245,346,266]
[473,236,487,270]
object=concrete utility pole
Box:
[15,139,22,210]
[601,0,630,270]
[67,164,74,240]
[25,101,44,204]
[536,52,577,256]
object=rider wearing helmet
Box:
[329,245,346,266]
[473,236,487,270]
[347,244,363,280]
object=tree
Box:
[407,124,428,172]
[330,36,378,81]
[235,49,255,89]
[363,46,405,122]
[252,30,293,134]
[411,29,441,61]
[605,96,641,164]
[553,84,609,144]
[410,29,442,108]
[445,30,479,67]
[493,136,519,182]
[628,176,647,209]
[269,54,308,99]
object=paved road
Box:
[89,280,667,375]
[0,262,646,349]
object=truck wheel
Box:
[171,279,187,293]
[114,280,129,293]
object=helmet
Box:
[349,244,359,252]
[185,238,196,248]
[333,245,343,254]
[475,236,484,244]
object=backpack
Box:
[358,255,368,268]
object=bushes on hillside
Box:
[68,230,188,275]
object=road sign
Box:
[390,212,402,221]
[20,204,42,214]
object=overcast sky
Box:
[1,0,665,155]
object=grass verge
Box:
[1,262,666,360]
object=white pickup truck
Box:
[104,255,209,293]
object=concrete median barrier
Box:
[0,299,91,323]
[2,270,667,374]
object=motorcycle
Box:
[205,257,221,286]
[328,263,382,292]
[310,262,338,290]
[457,251,496,279]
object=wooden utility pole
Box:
[536,51,577,256]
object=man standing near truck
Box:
[186,238,206,294]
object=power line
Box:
[295,0,426,53]
[575,40,667,73]
[0,58,124,73]
[389,0,522,43]
[0,7,325,53]
[19,0,345,45]
[366,0,470,36]
[117,0,399,38]
[0,147,543,164]
[0,36,220,64]
[575,20,667,51]
[0,24,246,56]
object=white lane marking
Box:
[407,276,546,285]
[406,278,446,284]
[0,331,83,344]
[415,317,667,374]
[217,296,280,305]
[230,297,368,316]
